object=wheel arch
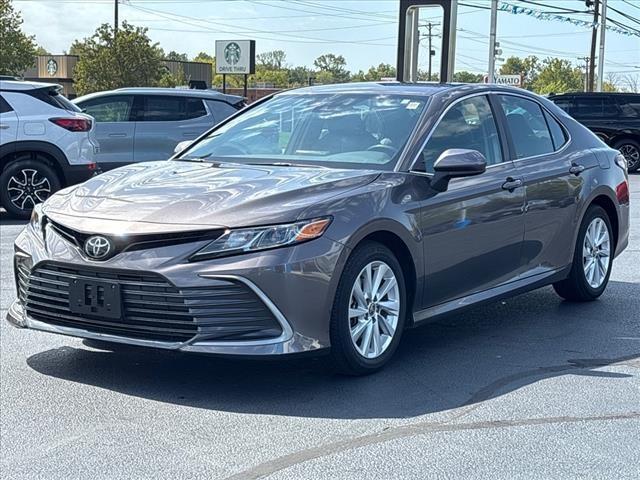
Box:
[0,141,67,184]
[332,220,423,327]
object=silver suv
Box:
[74,88,244,169]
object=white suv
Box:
[0,80,98,218]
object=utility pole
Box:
[597,0,608,92]
[579,56,590,92]
[488,0,498,83]
[588,0,600,92]
[114,0,119,34]
[427,22,433,81]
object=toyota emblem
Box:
[84,235,113,260]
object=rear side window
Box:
[617,95,640,118]
[137,95,207,122]
[572,96,619,118]
[26,87,81,112]
[0,94,13,113]
[206,100,239,122]
[544,111,568,150]
[79,95,134,122]
[498,95,554,159]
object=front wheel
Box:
[330,242,406,375]
[553,205,613,302]
[0,157,61,218]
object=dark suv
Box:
[549,93,640,172]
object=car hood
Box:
[44,160,379,234]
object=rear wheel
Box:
[0,156,61,218]
[614,139,640,173]
[330,242,406,375]
[553,205,613,301]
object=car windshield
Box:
[179,93,428,170]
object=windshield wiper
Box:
[246,162,326,169]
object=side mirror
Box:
[430,149,487,192]
[174,140,193,154]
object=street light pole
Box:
[597,0,608,92]
[114,0,118,34]
[488,0,498,83]
[588,0,600,92]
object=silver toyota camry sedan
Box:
[8,82,630,374]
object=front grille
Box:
[22,262,283,343]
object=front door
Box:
[417,94,526,307]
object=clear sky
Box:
[14,0,640,85]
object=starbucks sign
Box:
[46,58,58,76]
[215,40,255,75]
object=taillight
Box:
[616,181,630,204]
[614,153,627,171]
[49,117,92,132]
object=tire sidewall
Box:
[0,158,61,218]
[330,242,407,373]
[576,206,614,297]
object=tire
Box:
[613,138,640,173]
[329,241,407,375]
[0,156,61,219]
[553,205,613,302]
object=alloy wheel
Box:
[7,168,51,211]
[618,144,639,171]
[582,217,610,289]
[348,260,400,359]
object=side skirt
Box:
[411,266,571,327]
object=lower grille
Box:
[22,262,282,343]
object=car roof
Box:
[549,92,639,97]
[0,79,61,91]
[74,87,244,104]
[278,81,526,98]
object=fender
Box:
[0,140,69,171]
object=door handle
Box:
[0,124,9,129]
[569,163,585,175]
[108,133,127,138]
[502,177,523,191]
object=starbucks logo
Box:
[46,59,58,76]
[224,42,241,66]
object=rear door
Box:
[0,94,18,146]
[77,94,135,169]
[496,93,598,276]
[133,95,212,161]
[418,94,526,307]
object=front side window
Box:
[618,95,640,118]
[180,93,428,171]
[499,95,554,159]
[420,95,502,173]
[0,94,13,114]
[80,95,133,122]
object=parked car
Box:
[73,88,245,169]
[0,80,98,218]
[549,92,640,172]
[8,83,630,375]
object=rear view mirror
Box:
[431,149,487,192]
[174,140,193,154]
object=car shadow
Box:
[26,280,640,420]
[0,210,27,226]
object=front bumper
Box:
[8,221,346,355]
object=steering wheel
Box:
[367,144,398,156]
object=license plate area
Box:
[69,278,122,320]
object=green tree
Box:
[256,50,286,70]
[288,66,312,87]
[35,46,50,56]
[353,63,396,82]
[314,53,349,83]
[157,65,187,87]
[531,58,583,95]
[453,71,483,83]
[500,55,540,90]
[0,0,37,75]
[71,22,169,95]
[164,50,189,62]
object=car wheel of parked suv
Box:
[330,242,407,375]
[553,205,613,302]
[0,156,61,218]
[614,139,640,173]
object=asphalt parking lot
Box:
[1,176,638,480]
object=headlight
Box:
[190,217,332,261]
[29,203,44,236]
